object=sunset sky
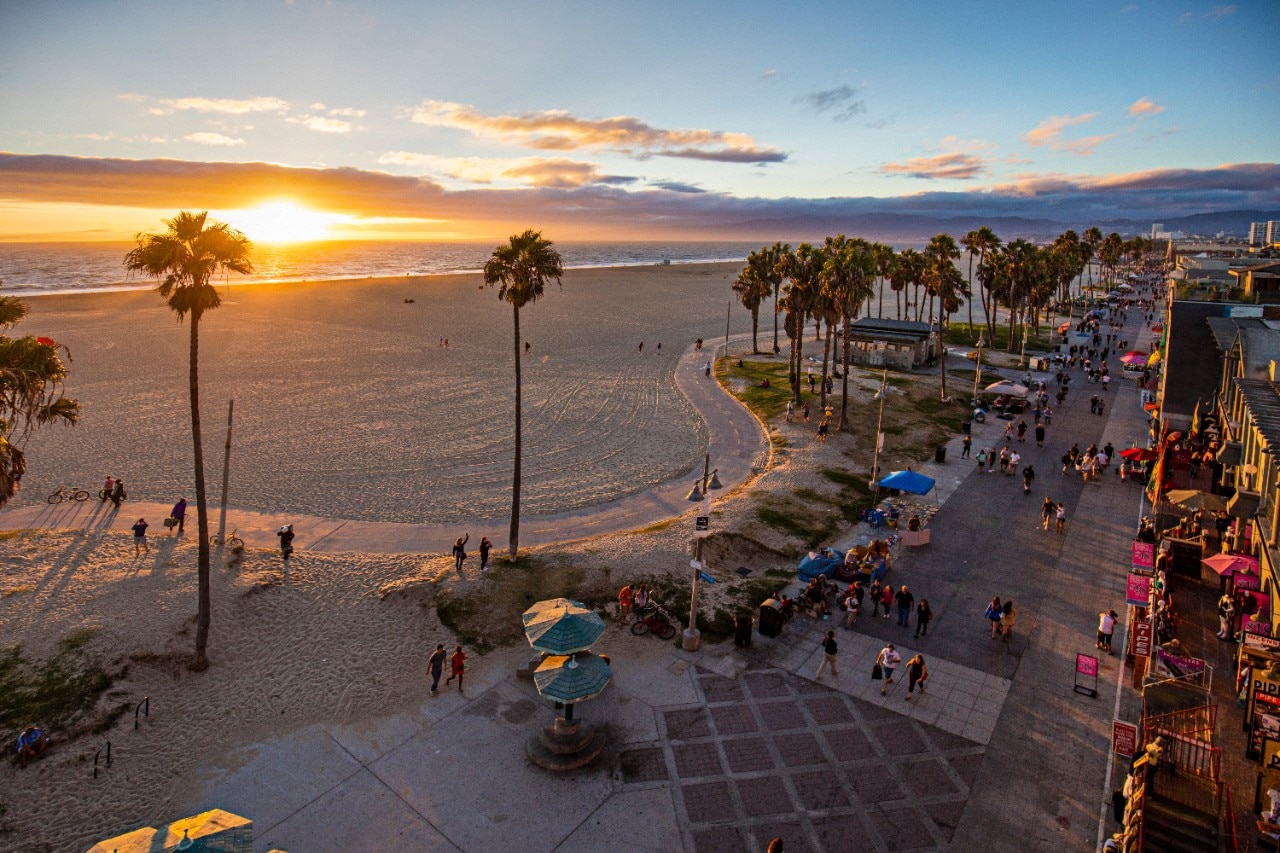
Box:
[1,0,1277,242]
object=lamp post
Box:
[683,453,721,652]
[869,368,888,493]
[972,334,986,402]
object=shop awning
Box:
[1216,441,1242,467]
[1227,489,1260,519]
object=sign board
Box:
[1251,693,1280,760]
[1153,649,1207,682]
[1131,542,1155,570]
[1113,720,1139,758]
[694,516,710,538]
[1245,632,1280,654]
[1074,653,1099,697]
[1126,573,1152,607]
[1132,620,1153,657]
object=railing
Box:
[1151,731,1221,780]
[134,695,149,730]
[93,741,111,778]
[1222,780,1239,853]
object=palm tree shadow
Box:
[34,530,110,612]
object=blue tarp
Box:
[876,470,936,495]
[798,548,844,581]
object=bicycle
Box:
[209,529,244,549]
[631,602,677,640]
[48,485,90,504]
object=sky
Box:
[0,0,1277,243]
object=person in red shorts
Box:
[445,644,466,692]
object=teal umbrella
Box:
[533,652,612,705]
[522,598,606,655]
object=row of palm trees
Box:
[733,228,1164,410]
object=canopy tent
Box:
[1119,447,1158,462]
[876,470,936,495]
[981,380,1029,397]
[1202,553,1253,577]
[1057,321,1072,334]
[522,598,606,655]
[1120,352,1148,367]
[1165,489,1226,513]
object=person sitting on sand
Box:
[16,726,48,767]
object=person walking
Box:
[1218,593,1236,640]
[869,579,883,618]
[1035,423,1046,446]
[1042,497,1056,530]
[169,497,187,535]
[1000,600,1017,642]
[452,533,469,572]
[904,654,928,700]
[110,478,126,508]
[276,523,295,563]
[985,596,1003,639]
[131,517,149,555]
[1097,610,1118,653]
[786,400,794,422]
[427,643,447,695]
[975,448,987,473]
[101,475,115,503]
[877,643,901,695]
[915,599,932,638]
[961,435,972,458]
[816,630,839,679]
[1055,503,1066,534]
[1022,465,1035,495]
[895,585,914,628]
[880,583,894,620]
[617,584,634,624]
[445,644,466,691]
[479,536,492,572]
[844,587,861,629]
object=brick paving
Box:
[621,667,983,852]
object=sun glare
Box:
[227,201,348,244]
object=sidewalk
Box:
[0,336,770,553]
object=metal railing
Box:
[134,695,149,730]
[93,741,111,778]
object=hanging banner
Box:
[1131,541,1155,570]
[1126,573,1152,607]
[1152,649,1206,681]
[1132,620,1153,657]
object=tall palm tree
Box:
[1099,233,1124,288]
[125,211,251,671]
[890,249,924,322]
[871,243,895,319]
[821,237,876,430]
[923,233,962,401]
[763,241,790,355]
[777,243,822,405]
[1082,227,1103,293]
[483,230,564,562]
[0,295,80,505]
[733,250,775,353]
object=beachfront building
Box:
[1230,261,1280,304]
[1250,221,1279,248]
[842,318,935,370]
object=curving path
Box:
[0,337,770,554]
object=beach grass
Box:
[719,358,793,420]
[945,322,1057,352]
[0,628,129,745]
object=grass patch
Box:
[0,531,20,542]
[719,359,793,421]
[945,322,1057,353]
[754,503,842,550]
[0,629,129,747]
[636,518,677,534]
[434,555,612,653]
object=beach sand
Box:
[13,263,751,524]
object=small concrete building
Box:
[844,318,935,370]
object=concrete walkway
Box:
[0,336,770,553]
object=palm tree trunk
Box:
[772,287,780,354]
[938,313,948,401]
[838,313,852,431]
[966,255,975,336]
[190,313,211,671]
[878,277,885,318]
[510,304,523,561]
[750,305,759,354]
[820,321,832,409]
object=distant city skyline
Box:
[1,0,1277,243]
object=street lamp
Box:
[972,334,986,402]
[869,368,888,493]
[683,453,721,652]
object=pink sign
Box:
[1133,620,1153,657]
[1126,573,1151,607]
[1076,654,1099,677]
[1131,541,1155,569]
[1113,720,1138,758]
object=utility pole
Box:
[684,453,713,652]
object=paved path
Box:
[0,337,770,552]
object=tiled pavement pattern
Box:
[621,666,983,852]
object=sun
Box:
[226,201,348,244]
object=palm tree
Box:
[0,295,80,505]
[777,243,823,405]
[923,233,962,401]
[1082,227,1103,292]
[763,242,790,355]
[871,243,895,319]
[820,237,876,429]
[483,230,564,562]
[125,211,252,671]
[732,251,775,353]
[1099,233,1124,288]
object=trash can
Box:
[961,418,971,435]
[734,614,753,647]
[758,599,783,638]
[935,446,947,463]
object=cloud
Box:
[794,85,867,121]
[404,99,786,164]
[1129,97,1165,117]
[289,115,355,134]
[327,107,366,118]
[761,69,778,79]
[880,153,987,180]
[0,152,1276,240]
[648,180,706,194]
[1054,134,1118,156]
[378,152,634,188]
[1023,113,1098,147]
[1208,5,1237,17]
[184,132,245,146]
[156,96,289,115]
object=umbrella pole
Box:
[564,702,574,723]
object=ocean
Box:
[0,240,772,295]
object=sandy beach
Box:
[12,263,754,524]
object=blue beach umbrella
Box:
[533,652,613,705]
[876,470,936,495]
[522,598,606,655]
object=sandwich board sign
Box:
[1075,653,1099,697]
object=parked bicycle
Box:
[47,485,90,504]
[631,602,677,640]
[209,529,244,549]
